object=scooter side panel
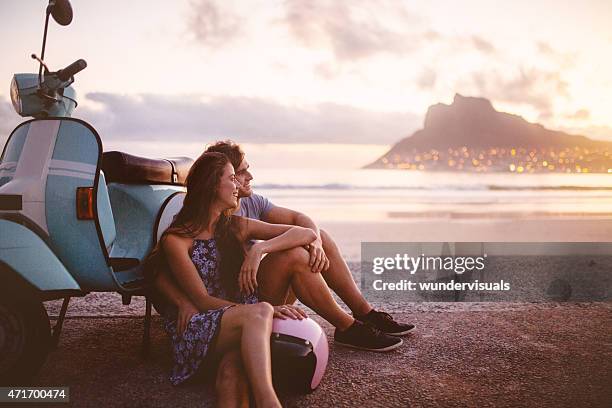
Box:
[107,184,185,260]
[97,172,116,252]
[45,120,116,290]
[0,120,59,232]
[0,123,29,188]
[0,219,80,291]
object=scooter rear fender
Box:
[0,218,80,295]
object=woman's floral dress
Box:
[163,238,258,385]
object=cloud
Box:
[565,109,590,120]
[471,36,495,54]
[284,4,497,62]
[313,63,341,80]
[187,0,243,46]
[470,67,569,115]
[537,42,555,55]
[416,68,436,90]
[282,0,425,61]
[536,41,576,69]
[561,125,612,142]
[1,93,420,149]
[78,92,420,145]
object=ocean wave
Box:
[487,185,612,191]
[255,183,612,192]
[388,210,612,219]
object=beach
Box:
[39,169,612,406]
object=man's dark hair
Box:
[205,140,244,169]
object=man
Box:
[206,141,415,351]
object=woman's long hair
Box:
[144,151,244,299]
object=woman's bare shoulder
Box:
[162,232,192,250]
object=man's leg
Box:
[264,229,407,320]
[317,229,372,316]
[257,247,354,330]
[280,230,371,316]
[318,229,415,336]
[215,349,250,408]
[258,247,405,351]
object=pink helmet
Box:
[270,317,329,392]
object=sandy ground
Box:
[35,298,612,408]
[36,256,612,408]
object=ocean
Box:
[96,140,612,221]
[253,168,612,222]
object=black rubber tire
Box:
[0,293,51,385]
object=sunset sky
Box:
[1,0,611,168]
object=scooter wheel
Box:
[0,295,51,385]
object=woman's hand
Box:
[273,304,308,320]
[176,299,199,335]
[239,244,263,295]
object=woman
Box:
[146,151,316,408]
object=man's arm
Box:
[263,206,318,233]
[262,206,329,273]
[235,217,317,294]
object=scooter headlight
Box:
[10,76,22,115]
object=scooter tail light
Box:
[76,187,95,220]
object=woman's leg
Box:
[215,349,250,408]
[213,302,281,408]
[257,247,354,330]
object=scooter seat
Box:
[101,151,193,185]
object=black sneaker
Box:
[334,320,403,352]
[356,310,415,336]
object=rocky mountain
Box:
[366,94,612,173]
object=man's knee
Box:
[320,228,329,239]
[274,246,310,269]
[320,228,335,248]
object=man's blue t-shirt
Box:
[234,193,274,221]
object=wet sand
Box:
[320,218,612,261]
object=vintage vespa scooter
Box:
[0,0,192,384]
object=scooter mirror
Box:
[50,0,73,26]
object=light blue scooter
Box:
[0,0,191,384]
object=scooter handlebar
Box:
[57,59,87,81]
